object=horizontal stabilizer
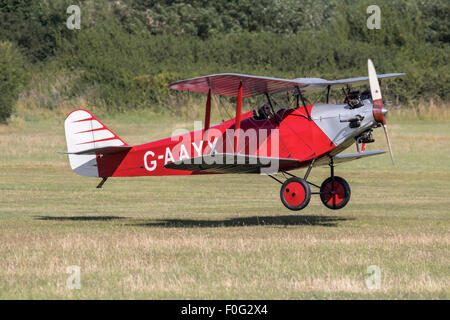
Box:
[164,153,300,174]
[59,145,132,155]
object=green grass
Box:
[0,112,449,299]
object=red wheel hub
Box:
[323,181,345,205]
[283,181,306,206]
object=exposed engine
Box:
[356,129,375,144]
[346,89,372,109]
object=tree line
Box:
[0,0,448,122]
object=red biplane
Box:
[61,60,404,210]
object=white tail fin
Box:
[64,109,127,177]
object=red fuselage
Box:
[97,105,334,177]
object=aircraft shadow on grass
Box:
[35,216,126,221]
[130,215,353,228]
[34,215,353,227]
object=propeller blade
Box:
[382,124,395,165]
[368,59,382,101]
[368,59,386,125]
[368,59,395,165]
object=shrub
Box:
[0,42,29,122]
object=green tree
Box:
[0,42,29,122]
[0,0,77,61]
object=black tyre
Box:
[319,176,351,210]
[280,177,311,211]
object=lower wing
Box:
[164,153,300,174]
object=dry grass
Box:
[0,109,449,299]
[389,100,450,121]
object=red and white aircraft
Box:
[61,60,404,210]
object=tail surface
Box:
[64,109,128,177]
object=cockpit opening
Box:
[253,103,272,120]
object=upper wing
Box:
[322,73,405,89]
[164,153,300,174]
[168,73,405,98]
[168,73,303,98]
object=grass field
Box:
[0,110,449,299]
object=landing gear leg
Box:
[96,177,108,189]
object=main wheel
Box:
[320,176,351,210]
[280,177,311,211]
